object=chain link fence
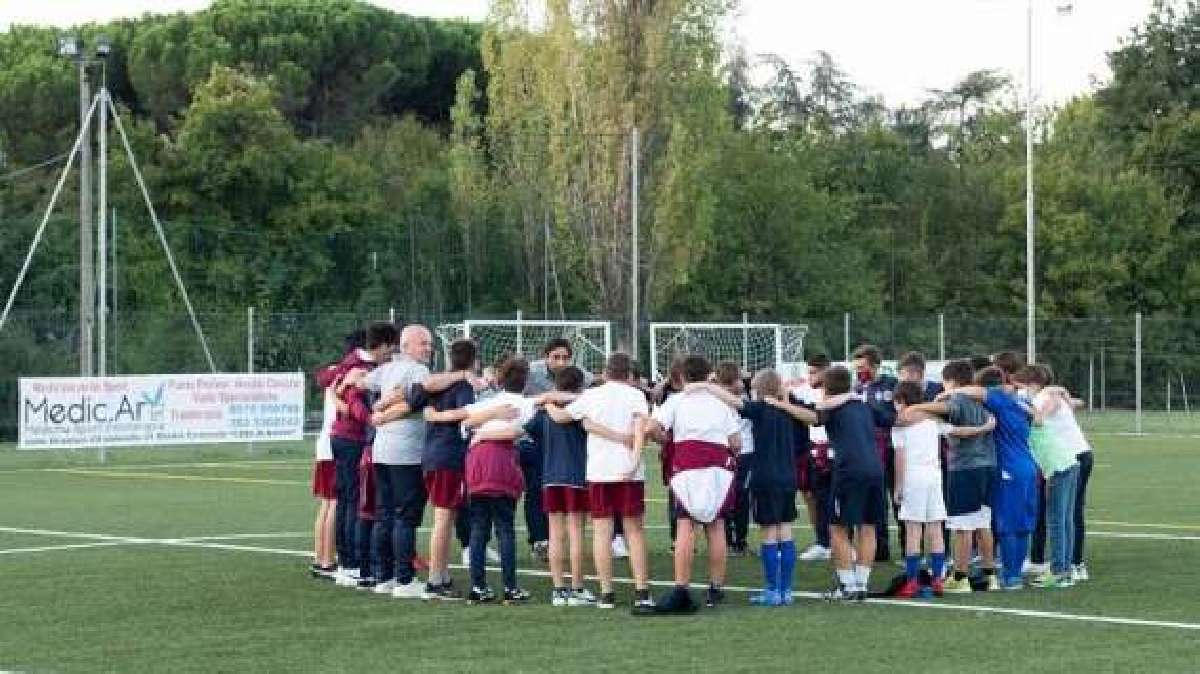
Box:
[4,309,1198,440]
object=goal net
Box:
[649,322,808,381]
[436,319,612,375]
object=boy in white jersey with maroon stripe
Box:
[648,355,742,614]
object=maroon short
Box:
[424,469,465,510]
[588,481,645,519]
[543,486,590,514]
[795,453,811,493]
[312,460,336,500]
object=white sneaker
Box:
[373,580,397,595]
[611,535,629,559]
[1023,560,1049,576]
[798,544,831,561]
[1071,563,1089,582]
[568,588,597,607]
[335,568,359,587]
[392,580,425,599]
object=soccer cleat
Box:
[467,586,496,604]
[373,580,397,595]
[1072,564,1090,582]
[356,576,377,590]
[798,544,832,562]
[611,535,629,559]
[895,578,921,599]
[568,588,597,607]
[822,585,853,602]
[749,590,783,607]
[310,564,336,580]
[631,597,657,616]
[334,567,357,587]
[392,580,425,599]
[930,578,945,597]
[704,587,726,608]
[653,588,699,615]
[780,591,795,606]
[423,581,463,601]
[941,576,972,594]
[551,589,570,607]
[985,574,1001,592]
[503,587,531,604]
[597,592,617,609]
[1057,574,1075,588]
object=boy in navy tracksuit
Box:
[818,366,886,601]
[852,344,899,561]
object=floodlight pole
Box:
[97,88,108,376]
[630,126,640,359]
[80,60,95,376]
[1025,0,1036,365]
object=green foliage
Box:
[1,0,1199,381]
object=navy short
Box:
[830,477,885,527]
[751,486,797,526]
[946,467,995,517]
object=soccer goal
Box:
[649,322,808,381]
[436,318,612,375]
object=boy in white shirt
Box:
[648,355,742,614]
[893,381,995,597]
[545,353,651,614]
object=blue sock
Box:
[905,554,921,580]
[760,542,780,592]
[778,540,796,594]
[931,552,946,579]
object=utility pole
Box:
[80,59,94,376]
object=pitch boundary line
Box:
[0,541,130,556]
[3,525,1200,632]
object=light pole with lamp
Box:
[1026,1,1074,364]
[57,34,112,376]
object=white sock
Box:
[836,569,856,589]
[855,565,872,592]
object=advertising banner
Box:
[18,373,304,449]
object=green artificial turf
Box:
[1,421,1198,672]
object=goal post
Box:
[436,318,612,375]
[649,322,808,382]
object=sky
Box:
[0,0,1161,106]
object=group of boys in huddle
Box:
[309,321,1094,613]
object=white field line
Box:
[1092,520,1200,531]
[3,525,1199,632]
[0,542,129,555]
[44,469,307,486]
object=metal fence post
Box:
[843,312,851,364]
[248,306,255,455]
[938,313,945,362]
[1135,311,1142,434]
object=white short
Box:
[946,505,992,531]
[898,481,947,523]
